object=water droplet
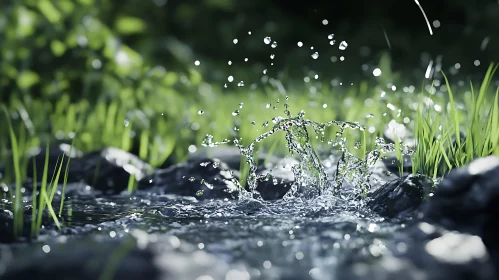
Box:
[311,52,319,59]
[188,177,196,182]
[244,58,249,62]
[196,190,204,196]
[198,110,205,115]
[228,60,232,65]
[264,37,271,44]
[228,76,234,82]
[270,54,275,59]
[339,41,348,50]
[328,34,334,40]
[373,68,382,77]
[297,41,303,47]
[266,103,271,108]
[329,40,336,45]
[271,41,278,48]
[239,103,244,108]
[194,60,200,66]
[232,110,240,116]
[233,39,238,44]
[322,19,329,25]
[263,69,267,74]
[237,81,244,87]
[262,121,269,127]
[366,113,374,118]
[124,119,130,127]
[251,121,256,125]
[248,31,252,35]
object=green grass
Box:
[412,63,499,177]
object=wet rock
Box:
[0,237,160,280]
[26,143,84,184]
[367,160,400,189]
[423,156,499,253]
[0,231,245,280]
[254,157,295,200]
[367,174,434,219]
[0,209,15,243]
[381,154,412,175]
[139,157,239,200]
[0,209,36,243]
[81,147,153,194]
[0,164,4,181]
[339,222,496,280]
[187,146,279,171]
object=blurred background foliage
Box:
[1,0,499,174]
[2,0,499,103]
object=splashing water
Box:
[202,100,389,202]
[414,0,433,35]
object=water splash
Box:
[201,100,384,202]
[414,0,433,35]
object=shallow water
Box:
[1,186,403,280]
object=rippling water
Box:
[1,184,404,280]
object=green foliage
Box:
[412,63,499,177]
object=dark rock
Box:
[0,209,15,243]
[26,143,84,184]
[0,164,4,181]
[423,156,499,253]
[367,174,434,219]
[0,237,160,280]
[0,231,241,280]
[381,154,412,175]
[81,147,153,194]
[254,158,295,200]
[139,157,239,200]
[367,160,400,189]
[0,208,37,243]
[339,222,496,280]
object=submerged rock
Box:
[339,222,496,280]
[0,231,245,280]
[254,157,297,200]
[423,156,499,254]
[139,158,239,200]
[26,143,84,184]
[81,147,153,194]
[0,237,160,280]
[367,174,434,219]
